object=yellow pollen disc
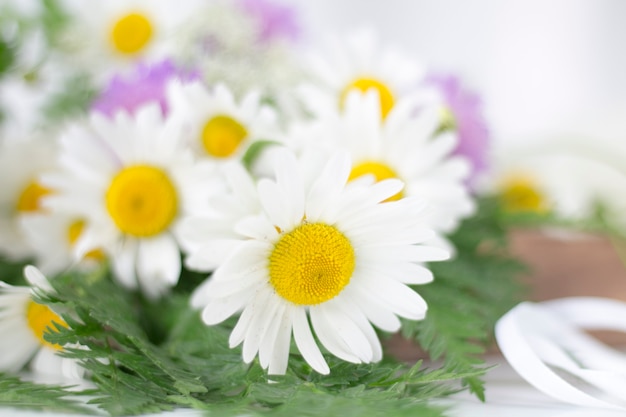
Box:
[269,223,355,306]
[348,161,403,202]
[106,165,178,237]
[201,115,248,158]
[67,220,105,261]
[26,300,67,350]
[340,77,395,119]
[16,181,51,213]
[500,175,548,213]
[110,12,153,55]
[437,106,457,134]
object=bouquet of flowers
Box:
[0,1,531,416]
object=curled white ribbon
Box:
[495,297,626,410]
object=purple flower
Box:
[92,60,198,117]
[237,0,300,43]
[427,74,490,187]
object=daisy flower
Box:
[166,80,279,161]
[491,140,626,225]
[43,103,216,299]
[57,0,203,77]
[0,137,58,261]
[186,148,449,375]
[290,90,474,236]
[21,213,105,276]
[299,29,425,120]
[0,265,85,380]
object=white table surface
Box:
[1,355,623,417]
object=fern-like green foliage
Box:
[401,196,527,400]
[0,373,92,414]
[25,265,487,417]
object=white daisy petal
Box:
[136,235,181,298]
[309,306,362,364]
[258,302,288,370]
[334,299,382,362]
[257,179,290,229]
[267,307,293,376]
[200,284,259,327]
[243,293,282,363]
[292,307,330,375]
[347,286,402,332]
[51,100,217,298]
[359,276,428,321]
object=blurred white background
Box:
[283,0,626,148]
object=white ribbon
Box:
[495,297,626,410]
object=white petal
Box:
[359,276,428,321]
[319,301,374,363]
[357,261,434,285]
[267,306,293,376]
[344,285,401,332]
[273,150,305,228]
[111,239,138,290]
[359,245,449,263]
[136,235,181,299]
[23,265,53,292]
[200,284,259,326]
[234,215,279,242]
[292,307,329,374]
[257,179,290,229]
[309,306,361,363]
[305,152,351,220]
[334,298,382,362]
[228,287,272,347]
[242,293,282,363]
[258,302,287,370]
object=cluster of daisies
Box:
[0,0,489,381]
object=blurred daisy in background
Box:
[57,0,203,78]
[0,137,59,261]
[0,265,85,381]
[298,29,426,120]
[0,22,72,141]
[167,80,280,162]
[491,138,626,230]
[187,148,449,375]
[287,90,474,239]
[171,0,303,115]
[43,103,216,299]
[21,213,105,276]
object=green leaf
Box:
[0,373,93,414]
[242,140,282,171]
[401,196,528,400]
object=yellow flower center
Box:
[26,300,67,350]
[105,165,178,237]
[67,220,106,261]
[16,181,51,213]
[110,12,153,55]
[436,106,457,134]
[500,175,548,213]
[201,115,248,158]
[340,77,395,119]
[348,161,403,202]
[269,223,355,306]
